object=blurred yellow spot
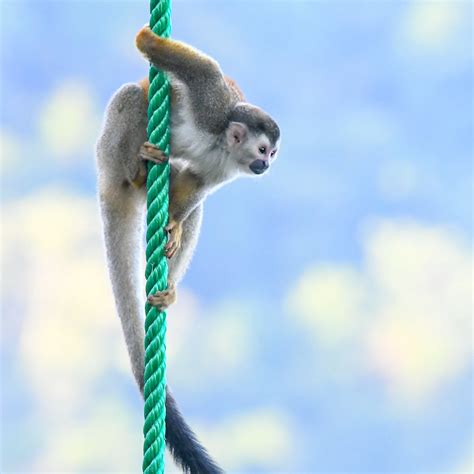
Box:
[288,266,366,345]
[365,220,472,325]
[367,315,467,402]
[399,2,464,51]
[363,220,472,403]
[198,408,294,470]
[35,400,142,472]
[290,218,472,405]
[39,80,100,160]
[3,188,135,411]
[452,445,474,474]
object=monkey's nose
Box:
[249,159,269,175]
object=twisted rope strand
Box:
[143,1,171,473]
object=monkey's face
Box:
[226,122,279,176]
[247,135,279,175]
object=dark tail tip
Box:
[166,387,224,474]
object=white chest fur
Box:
[169,84,238,186]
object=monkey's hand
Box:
[147,280,177,310]
[139,141,168,164]
[165,219,182,258]
[131,142,169,188]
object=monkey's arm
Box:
[136,26,233,133]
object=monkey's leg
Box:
[147,205,203,311]
[147,279,176,310]
[163,169,207,259]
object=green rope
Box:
[143,1,171,473]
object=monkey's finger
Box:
[139,143,168,163]
[142,141,161,151]
[148,290,175,310]
[147,300,161,309]
[148,294,165,307]
[165,243,178,258]
[139,151,168,164]
[142,141,165,154]
[165,236,179,251]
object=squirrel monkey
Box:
[96,26,280,473]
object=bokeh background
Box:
[1,0,472,472]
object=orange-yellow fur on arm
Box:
[169,170,201,219]
[136,26,215,73]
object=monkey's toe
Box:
[139,142,168,164]
[165,221,182,259]
[130,162,147,189]
[165,240,179,258]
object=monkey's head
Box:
[226,104,280,176]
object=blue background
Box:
[1,1,472,472]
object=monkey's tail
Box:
[98,194,223,474]
[166,387,224,474]
[98,188,223,473]
[96,185,224,474]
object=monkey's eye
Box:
[270,150,277,157]
[258,146,267,154]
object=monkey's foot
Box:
[147,281,176,310]
[165,220,182,258]
[130,162,147,189]
[138,142,168,164]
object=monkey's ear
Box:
[226,122,248,147]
